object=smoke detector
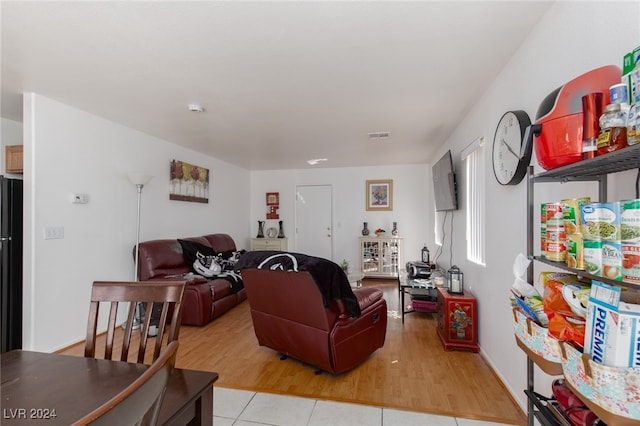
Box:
[187,104,205,113]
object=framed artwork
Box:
[366,179,393,211]
[169,159,209,203]
[266,192,279,206]
[266,192,280,219]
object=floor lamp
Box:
[128,173,153,330]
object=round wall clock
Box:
[492,110,532,185]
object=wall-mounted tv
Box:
[432,150,458,211]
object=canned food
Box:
[562,197,590,235]
[541,203,547,257]
[610,83,629,104]
[546,202,563,227]
[621,199,640,242]
[546,225,566,261]
[601,241,622,280]
[583,240,602,276]
[566,234,584,270]
[581,202,621,241]
[622,241,640,284]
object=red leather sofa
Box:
[237,251,387,374]
[136,234,246,326]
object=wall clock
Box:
[492,110,532,185]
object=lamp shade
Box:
[127,173,153,186]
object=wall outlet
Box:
[44,226,64,240]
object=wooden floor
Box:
[59,279,526,425]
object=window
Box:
[463,138,485,265]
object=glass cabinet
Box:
[360,236,403,278]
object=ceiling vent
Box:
[368,132,390,139]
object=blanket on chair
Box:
[236,251,361,317]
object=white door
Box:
[295,185,332,259]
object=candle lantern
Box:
[447,265,464,294]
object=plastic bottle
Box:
[597,103,627,155]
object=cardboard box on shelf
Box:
[584,281,640,368]
[623,46,640,102]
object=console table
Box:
[397,274,439,323]
[250,238,288,251]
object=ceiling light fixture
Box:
[187,104,205,113]
[306,158,328,165]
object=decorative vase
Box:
[277,220,285,238]
[256,221,265,238]
[362,222,370,236]
[392,222,398,236]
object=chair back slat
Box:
[84,281,186,365]
[84,302,100,358]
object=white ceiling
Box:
[1,1,552,171]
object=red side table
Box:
[436,287,479,352]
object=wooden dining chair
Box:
[84,281,187,364]
[73,340,179,426]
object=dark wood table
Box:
[0,350,217,425]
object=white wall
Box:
[22,93,251,352]
[1,117,24,177]
[434,1,640,412]
[250,164,434,270]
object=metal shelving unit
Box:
[523,144,640,426]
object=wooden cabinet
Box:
[250,238,288,251]
[5,145,23,174]
[360,236,403,278]
[436,288,479,352]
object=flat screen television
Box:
[432,150,458,211]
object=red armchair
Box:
[238,252,387,374]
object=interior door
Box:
[295,185,332,259]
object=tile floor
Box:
[213,387,513,426]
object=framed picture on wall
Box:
[266,192,280,219]
[366,179,393,211]
[169,159,209,203]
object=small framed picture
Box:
[266,192,279,206]
[366,179,393,211]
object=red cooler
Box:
[534,65,621,170]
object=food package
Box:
[541,273,589,348]
[584,280,640,367]
[538,271,588,288]
[510,254,548,326]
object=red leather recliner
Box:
[240,264,387,374]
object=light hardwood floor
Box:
[59,279,526,425]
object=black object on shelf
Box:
[533,144,640,181]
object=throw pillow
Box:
[178,239,216,272]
